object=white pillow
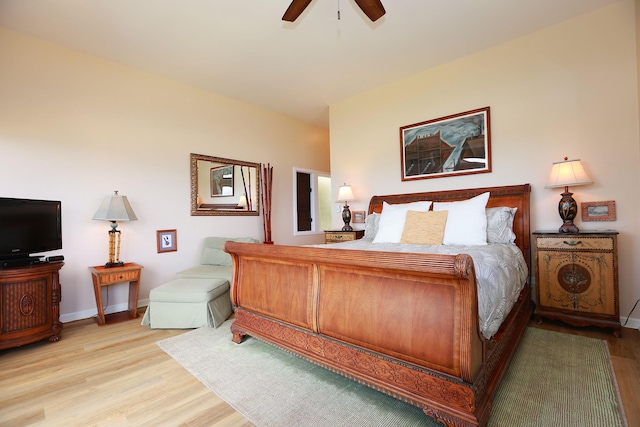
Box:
[372,201,432,243]
[486,207,517,244]
[433,192,490,245]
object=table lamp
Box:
[545,157,592,233]
[337,184,355,231]
[92,191,138,267]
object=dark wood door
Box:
[296,171,312,231]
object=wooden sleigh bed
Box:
[225,184,532,427]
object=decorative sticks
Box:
[261,163,273,243]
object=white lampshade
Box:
[337,184,355,202]
[546,158,593,189]
[237,194,248,208]
[92,191,138,222]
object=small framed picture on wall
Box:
[156,229,177,253]
[352,211,366,224]
[581,201,616,222]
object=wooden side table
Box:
[324,230,365,244]
[89,263,143,325]
[533,230,620,337]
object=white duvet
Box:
[316,240,529,340]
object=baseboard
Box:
[622,316,640,330]
[59,300,639,331]
[60,298,149,324]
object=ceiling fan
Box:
[282,0,386,22]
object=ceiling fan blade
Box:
[282,0,313,22]
[353,0,386,22]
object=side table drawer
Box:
[98,270,140,285]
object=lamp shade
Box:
[237,194,248,208]
[546,158,592,189]
[92,191,138,221]
[336,184,355,202]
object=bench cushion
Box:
[149,278,229,303]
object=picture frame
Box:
[210,165,234,197]
[352,211,366,224]
[400,107,491,181]
[581,201,616,222]
[156,229,177,253]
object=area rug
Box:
[157,322,627,427]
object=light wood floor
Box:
[1,311,638,426]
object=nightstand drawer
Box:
[327,233,355,241]
[324,230,365,244]
[536,236,614,251]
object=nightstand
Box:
[533,230,620,337]
[89,263,143,326]
[324,230,365,244]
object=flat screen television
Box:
[0,197,62,265]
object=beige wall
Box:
[330,1,640,327]
[0,28,330,321]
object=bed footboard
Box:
[225,241,504,426]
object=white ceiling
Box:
[0,0,619,129]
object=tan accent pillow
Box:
[400,210,448,245]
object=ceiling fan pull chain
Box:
[337,0,341,20]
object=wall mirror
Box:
[190,153,260,216]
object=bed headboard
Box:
[368,184,531,270]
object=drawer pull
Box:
[563,240,582,246]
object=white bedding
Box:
[317,239,529,339]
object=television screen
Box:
[0,197,62,260]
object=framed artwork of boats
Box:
[400,107,492,181]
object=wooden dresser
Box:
[324,229,365,244]
[533,230,620,336]
[0,262,64,349]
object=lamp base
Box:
[558,222,579,233]
[105,261,124,268]
[341,203,353,232]
[557,189,579,234]
[106,226,123,268]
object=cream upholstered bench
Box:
[141,236,258,329]
[141,278,231,329]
